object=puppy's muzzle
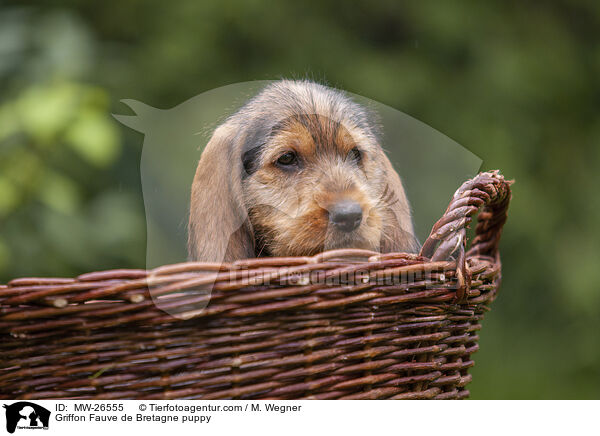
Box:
[329,200,363,232]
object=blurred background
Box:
[1,0,598,399]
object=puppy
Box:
[188,80,419,262]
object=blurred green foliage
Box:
[1,1,599,398]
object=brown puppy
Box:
[188,80,419,262]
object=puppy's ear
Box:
[378,151,421,254]
[188,122,255,262]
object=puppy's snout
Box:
[329,200,363,232]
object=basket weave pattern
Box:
[0,171,511,399]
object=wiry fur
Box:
[189,80,419,262]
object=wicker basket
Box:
[0,171,511,400]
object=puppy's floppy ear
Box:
[378,151,421,254]
[188,122,255,262]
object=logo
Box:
[3,402,50,434]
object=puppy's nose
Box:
[329,200,363,232]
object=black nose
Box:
[329,200,363,232]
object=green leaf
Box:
[65,109,120,167]
[0,176,19,216]
[15,82,79,143]
[38,170,80,214]
[0,103,20,143]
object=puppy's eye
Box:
[276,151,298,167]
[349,147,362,163]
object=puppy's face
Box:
[243,114,397,257]
[189,80,417,262]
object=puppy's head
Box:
[189,80,419,262]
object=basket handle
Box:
[419,170,512,302]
